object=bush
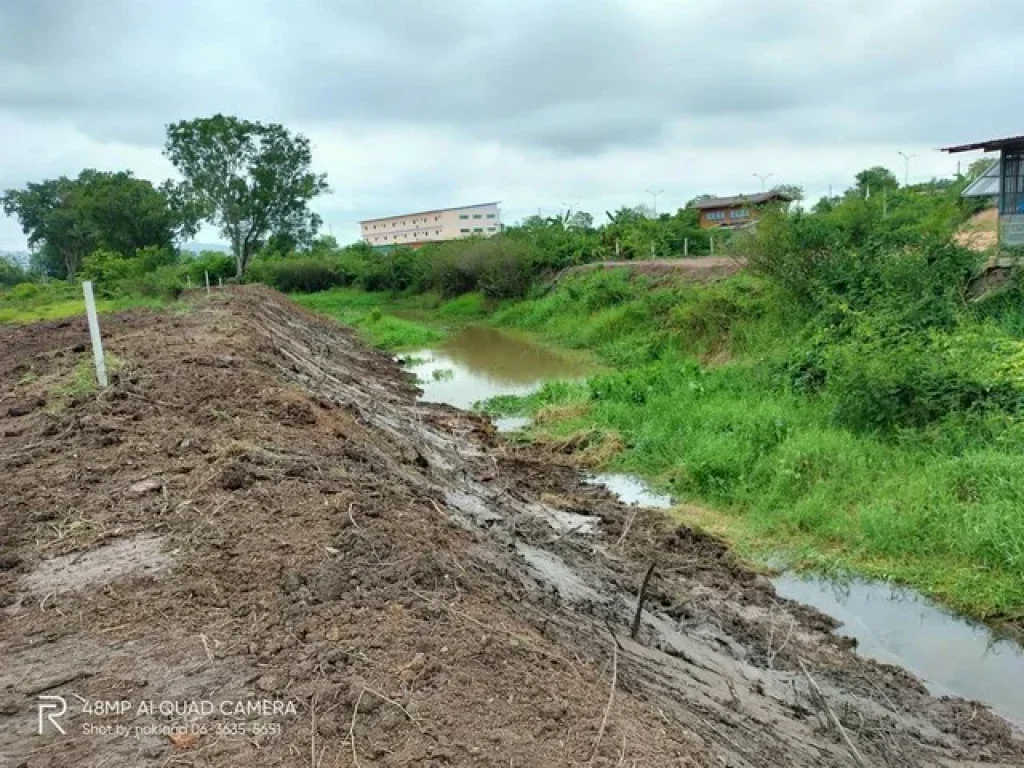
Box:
[6,281,41,300]
[247,257,347,293]
[418,238,538,299]
[823,329,1023,432]
[80,249,146,294]
[359,247,422,292]
[183,251,235,285]
[0,256,28,287]
[80,247,179,297]
[124,265,186,300]
[476,239,535,299]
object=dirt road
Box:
[1,286,1020,766]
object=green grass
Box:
[53,353,126,399]
[293,288,444,350]
[496,358,1024,620]
[0,291,168,323]
[472,270,1024,622]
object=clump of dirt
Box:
[1,286,1020,767]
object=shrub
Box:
[360,247,422,292]
[0,256,28,287]
[183,251,235,284]
[247,257,347,293]
[123,265,185,300]
[418,238,538,299]
[6,281,41,300]
[80,249,145,294]
[821,327,1023,432]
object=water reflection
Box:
[774,573,1024,724]
[406,325,593,410]
[587,473,673,508]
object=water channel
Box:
[404,325,1024,725]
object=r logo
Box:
[37,695,67,735]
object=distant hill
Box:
[180,242,231,255]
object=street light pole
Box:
[753,172,774,192]
[897,152,916,186]
[644,188,665,217]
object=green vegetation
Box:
[292,288,442,350]
[1,169,191,280]
[57,353,126,398]
[4,137,1018,623]
[475,180,1022,620]
[287,169,1019,621]
[164,114,329,278]
[0,281,170,323]
[482,267,1024,619]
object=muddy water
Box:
[407,325,1024,725]
[406,325,593,412]
[774,575,1024,724]
[587,472,673,508]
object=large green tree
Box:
[853,166,899,196]
[164,115,329,278]
[2,170,182,279]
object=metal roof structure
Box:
[941,135,1024,153]
[962,159,1001,198]
[359,202,501,224]
[689,191,793,210]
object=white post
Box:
[710,235,715,255]
[205,270,210,295]
[81,281,108,388]
[684,237,689,257]
[186,274,191,289]
[650,242,655,259]
[615,239,621,258]
[218,276,223,288]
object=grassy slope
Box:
[484,271,1024,622]
[292,288,445,349]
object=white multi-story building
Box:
[360,202,501,247]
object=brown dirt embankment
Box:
[1,286,1021,766]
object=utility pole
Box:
[898,151,916,186]
[644,188,665,217]
[753,172,774,192]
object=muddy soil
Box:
[1,286,1021,767]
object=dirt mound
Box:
[1,286,1021,766]
[956,207,999,252]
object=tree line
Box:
[1,114,328,282]
[1,113,994,299]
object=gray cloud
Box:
[1,0,1023,248]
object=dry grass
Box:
[534,402,590,425]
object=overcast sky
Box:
[1,0,1022,250]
